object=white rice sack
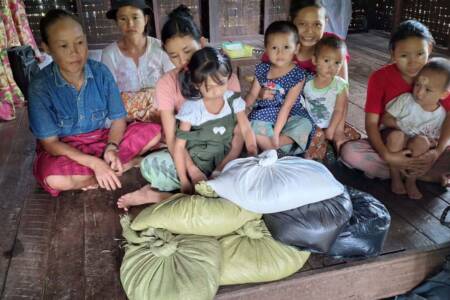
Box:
[207,150,344,213]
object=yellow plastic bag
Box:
[131,193,261,236]
[219,220,310,285]
[120,216,221,300]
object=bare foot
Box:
[81,184,99,191]
[117,185,171,211]
[391,179,407,195]
[405,179,423,199]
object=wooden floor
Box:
[1,32,450,300]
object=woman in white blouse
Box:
[102,0,174,121]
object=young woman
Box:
[102,0,174,121]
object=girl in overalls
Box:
[173,47,256,193]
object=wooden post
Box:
[392,0,403,31]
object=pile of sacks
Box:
[120,150,391,300]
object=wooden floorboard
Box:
[0,109,36,296]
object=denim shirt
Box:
[28,59,126,139]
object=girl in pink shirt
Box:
[340,20,450,188]
[118,5,242,210]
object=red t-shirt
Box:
[261,32,350,74]
[365,63,450,115]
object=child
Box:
[245,21,313,155]
[382,58,450,199]
[302,35,348,151]
[174,47,257,193]
[340,20,450,185]
[261,0,349,84]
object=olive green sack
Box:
[120,216,221,300]
[219,220,310,285]
[131,184,261,236]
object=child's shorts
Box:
[250,116,313,153]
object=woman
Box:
[28,9,161,196]
[102,0,174,121]
[117,5,242,210]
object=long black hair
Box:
[389,20,435,51]
[161,5,201,45]
[289,0,325,20]
[40,9,82,44]
[180,47,232,99]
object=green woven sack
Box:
[120,216,221,300]
[130,193,261,236]
[219,220,310,285]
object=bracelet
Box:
[105,142,119,152]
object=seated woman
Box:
[117,5,242,210]
[28,9,161,196]
[102,0,174,122]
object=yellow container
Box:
[222,42,254,59]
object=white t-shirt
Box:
[176,91,245,126]
[101,36,174,92]
[386,93,446,140]
[302,76,348,128]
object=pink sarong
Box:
[33,122,160,196]
[340,138,450,180]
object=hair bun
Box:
[168,4,193,20]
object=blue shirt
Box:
[28,59,126,139]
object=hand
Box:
[180,179,193,194]
[383,150,415,169]
[91,157,122,191]
[404,149,439,177]
[247,143,258,156]
[272,133,280,149]
[103,149,123,176]
[210,170,221,179]
[187,165,207,185]
[258,88,275,100]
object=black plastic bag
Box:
[329,186,391,258]
[395,255,450,300]
[7,45,40,100]
[264,191,353,253]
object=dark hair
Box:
[40,9,82,44]
[419,57,450,90]
[161,5,201,45]
[264,21,299,47]
[289,0,325,20]
[115,7,152,36]
[314,35,346,57]
[389,20,435,51]
[180,47,232,99]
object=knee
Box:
[45,175,76,191]
[407,135,430,155]
[386,131,406,149]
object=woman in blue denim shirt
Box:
[28,9,161,196]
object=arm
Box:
[40,136,121,190]
[160,109,199,174]
[236,111,258,156]
[273,80,304,147]
[173,121,193,193]
[103,118,127,175]
[380,112,400,129]
[326,87,347,140]
[245,78,262,113]
[366,113,417,169]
